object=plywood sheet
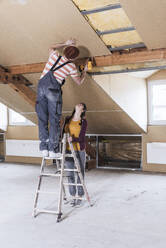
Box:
[73,0,120,11]
[0,0,109,66]
[120,0,166,49]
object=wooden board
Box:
[120,0,166,49]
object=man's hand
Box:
[65,38,76,46]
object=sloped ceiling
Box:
[0,0,147,134]
[73,0,143,49]
[62,75,144,134]
[120,0,166,49]
[0,0,109,67]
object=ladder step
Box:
[63,183,83,186]
[35,209,59,215]
[40,173,60,177]
[64,169,78,172]
[37,190,57,194]
[70,196,85,200]
[65,154,73,158]
[44,156,63,160]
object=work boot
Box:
[42,150,49,157]
[76,199,83,207]
[70,199,76,207]
[49,151,62,159]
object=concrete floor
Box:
[1,162,166,248]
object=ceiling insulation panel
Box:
[73,0,120,11]
[87,8,131,31]
[102,30,142,47]
[120,0,166,49]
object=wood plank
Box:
[0,66,36,107]
[94,49,166,67]
[9,62,46,75]
[8,48,166,74]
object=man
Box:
[36,38,88,158]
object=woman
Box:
[63,103,87,206]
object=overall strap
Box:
[50,56,71,72]
[50,56,62,71]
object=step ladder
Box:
[33,133,92,222]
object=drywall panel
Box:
[0,0,109,66]
[93,73,147,131]
[6,126,38,140]
[147,143,166,164]
[142,126,166,172]
[120,0,166,49]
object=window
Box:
[9,109,35,126]
[148,80,166,125]
[0,102,8,131]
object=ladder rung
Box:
[35,209,59,214]
[64,169,78,172]
[37,190,57,194]
[44,156,63,160]
[65,154,73,158]
[63,183,83,186]
[70,196,85,200]
[40,173,60,177]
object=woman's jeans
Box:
[65,150,86,197]
[36,71,62,152]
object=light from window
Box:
[0,102,7,131]
[9,109,35,126]
[148,80,166,125]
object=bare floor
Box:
[1,162,166,248]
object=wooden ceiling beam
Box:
[9,62,45,75]
[7,48,166,74]
[0,66,36,107]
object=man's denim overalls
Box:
[36,56,71,152]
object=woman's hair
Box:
[63,46,80,60]
[67,103,87,126]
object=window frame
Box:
[148,79,166,125]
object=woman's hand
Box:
[65,38,76,46]
[68,136,73,143]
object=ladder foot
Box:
[57,213,62,222]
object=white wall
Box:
[93,73,147,132]
[0,102,7,131]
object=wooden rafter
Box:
[8,48,166,74]
[0,66,36,107]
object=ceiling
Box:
[0,0,165,133]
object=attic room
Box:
[1,0,166,247]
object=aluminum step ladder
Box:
[33,133,92,222]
